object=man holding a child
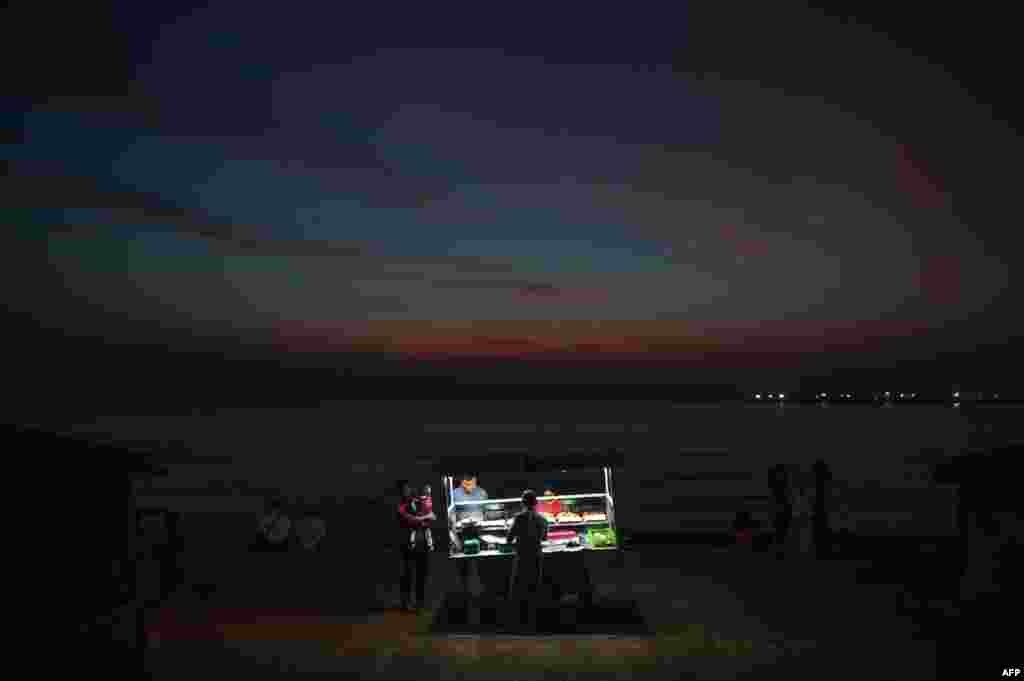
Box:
[396,480,435,612]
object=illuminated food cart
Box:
[437,450,623,602]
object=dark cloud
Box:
[4,4,1021,392]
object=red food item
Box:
[537,499,562,516]
[547,529,577,542]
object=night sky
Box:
[4,4,1021,398]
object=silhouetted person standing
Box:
[936,448,1022,678]
[792,487,813,556]
[813,459,832,558]
[137,512,167,606]
[769,465,793,558]
[160,512,185,599]
[508,489,548,627]
[733,510,755,550]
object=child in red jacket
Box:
[406,484,434,551]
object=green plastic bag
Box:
[587,527,616,548]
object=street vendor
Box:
[452,473,488,524]
[451,474,488,590]
[452,473,488,503]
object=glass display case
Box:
[441,457,620,559]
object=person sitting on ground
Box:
[297,508,327,552]
[258,498,292,552]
